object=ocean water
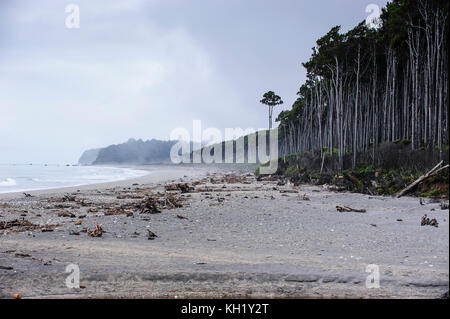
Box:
[0,164,149,194]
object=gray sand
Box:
[0,165,448,299]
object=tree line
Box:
[276,0,448,170]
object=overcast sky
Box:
[0,0,388,164]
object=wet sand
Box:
[0,165,448,299]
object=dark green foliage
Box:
[261,91,284,130]
[276,0,449,171]
[274,142,449,197]
[260,91,284,107]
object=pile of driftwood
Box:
[397,161,449,198]
[165,183,193,193]
[104,208,134,217]
[87,221,104,237]
[140,197,161,214]
[116,194,145,200]
[139,194,186,214]
[421,215,439,228]
[208,174,254,185]
[0,219,59,233]
[0,219,39,232]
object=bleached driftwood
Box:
[396,161,448,198]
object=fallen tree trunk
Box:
[396,161,447,198]
[432,165,450,177]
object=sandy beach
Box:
[0,164,448,299]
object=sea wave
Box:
[0,165,149,194]
[0,178,17,187]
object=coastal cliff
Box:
[78,138,177,165]
[78,148,101,165]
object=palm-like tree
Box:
[260,91,284,130]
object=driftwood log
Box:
[396,161,449,198]
[336,206,367,213]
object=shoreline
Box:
[0,164,214,200]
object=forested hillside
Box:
[276,0,448,171]
[78,139,178,165]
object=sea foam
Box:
[0,165,149,194]
[0,178,17,187]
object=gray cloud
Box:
[0,0,387,163]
